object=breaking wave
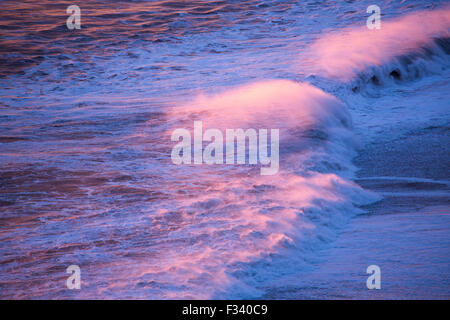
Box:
[3,1,448,300]
[305,7,450,92]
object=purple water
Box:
[0,0,449,299]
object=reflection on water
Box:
[0,0,447,299]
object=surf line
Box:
[171,121,279,175]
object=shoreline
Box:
[325,126,449,299]
[266,127,449,299]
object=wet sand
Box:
[264,127,450,299]
[324,127,449,299]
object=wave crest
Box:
[306,7,450,82]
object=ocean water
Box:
[0,1,449,299]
